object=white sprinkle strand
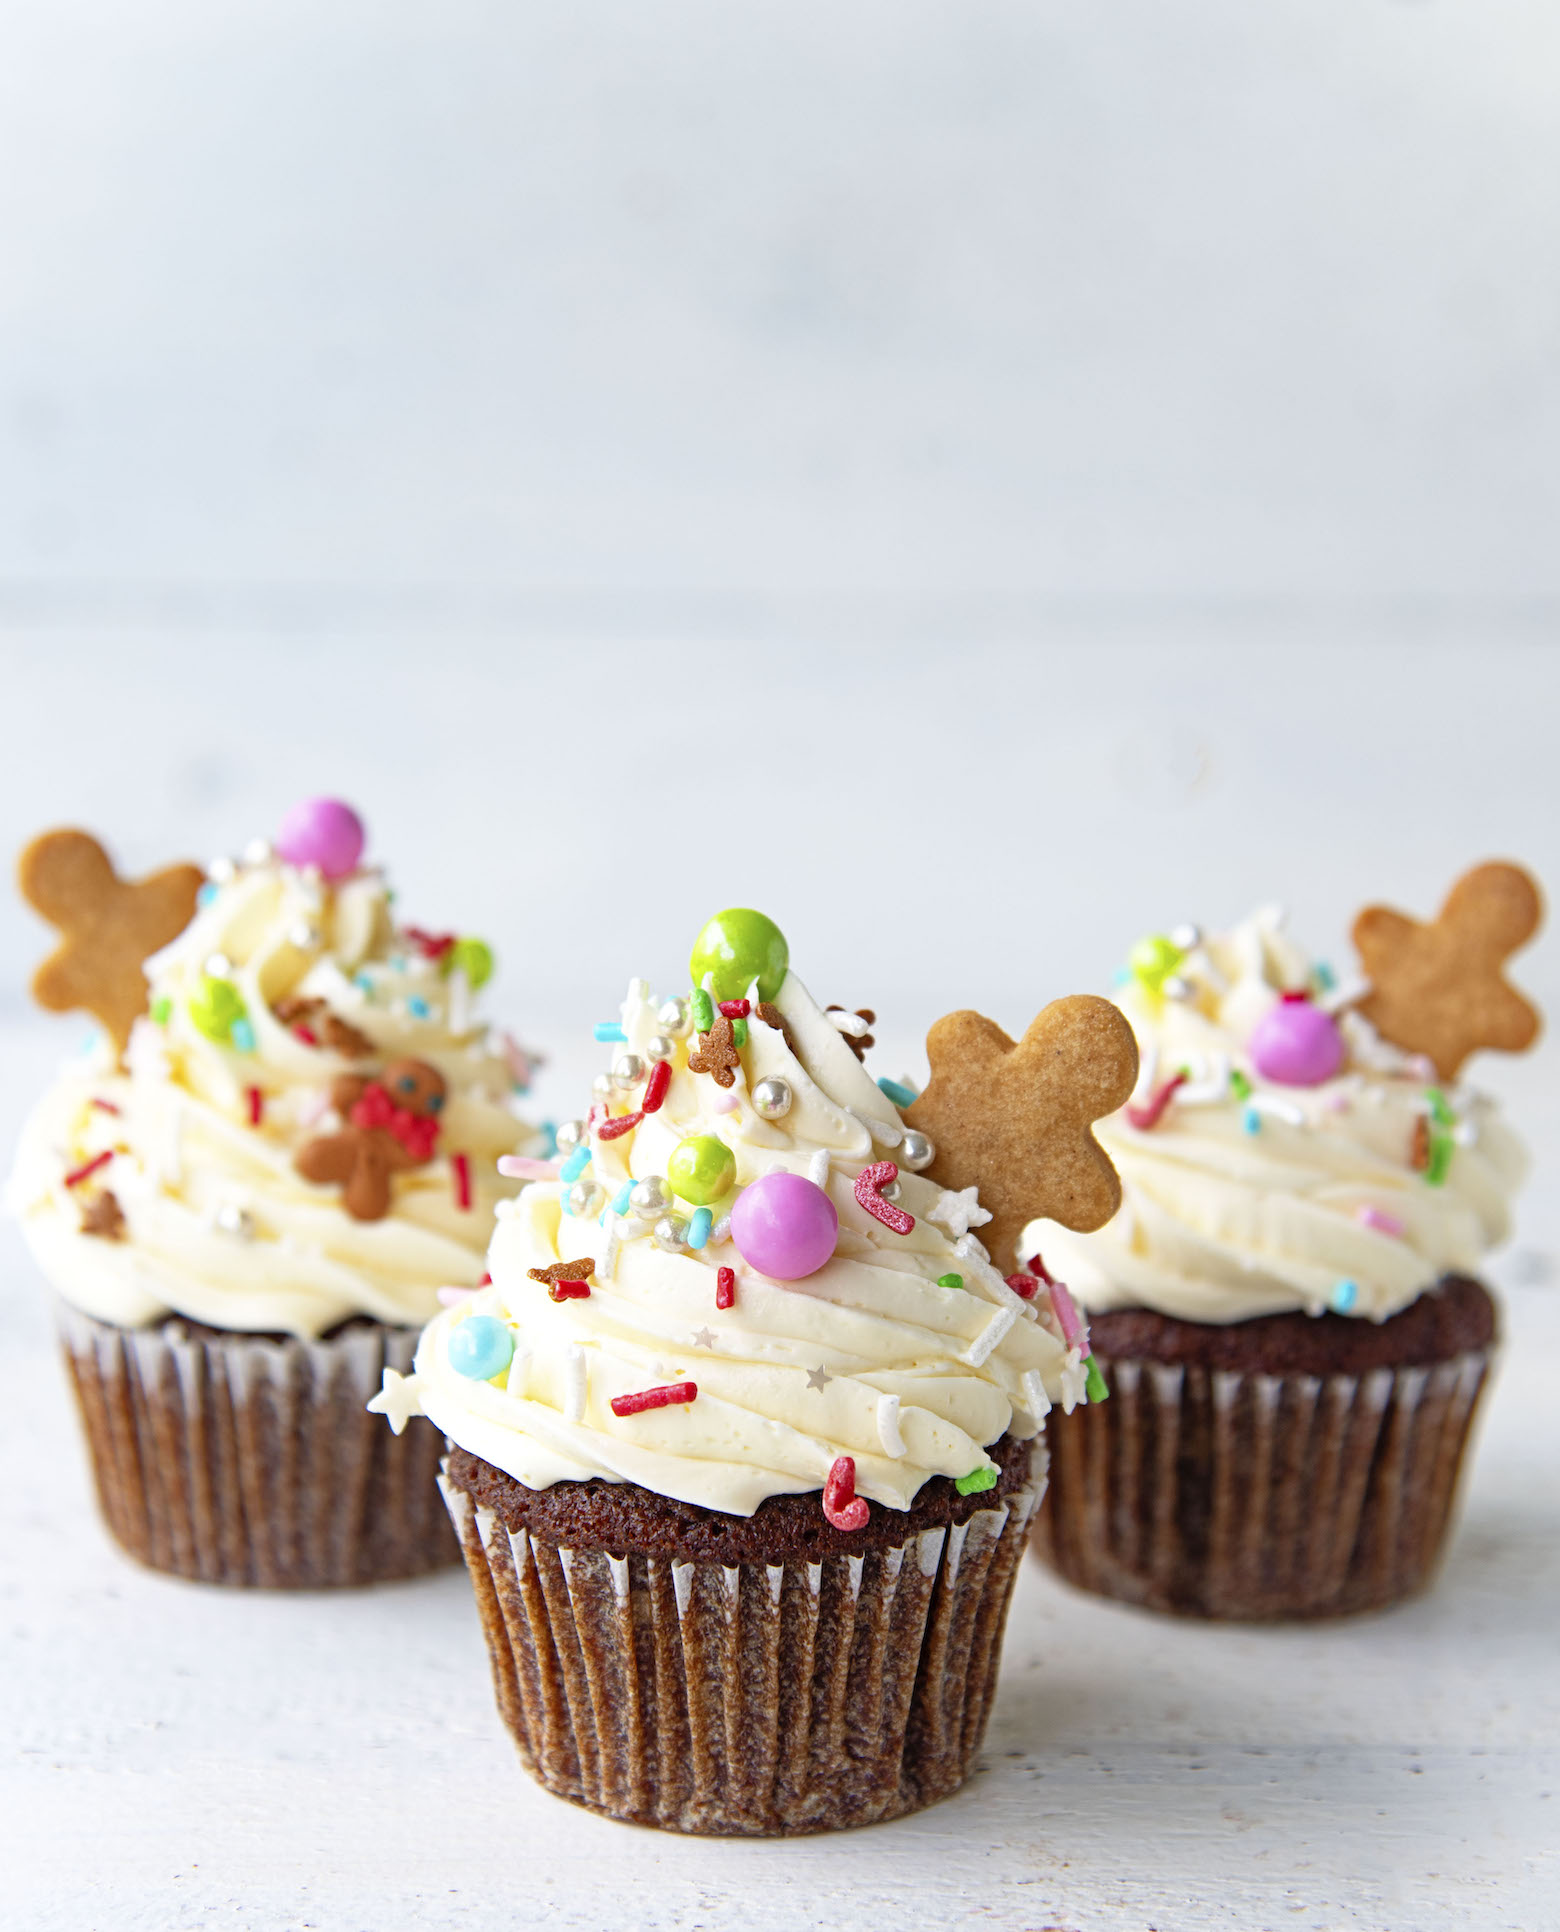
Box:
[806,1148,832,1189]
[505,1347,529,1399]
[598,1220,621,1283]
[965,1306,1017,1367]
[1022,1369,1052,1424]
[563,1346,587,1423]
[876,1393,907,1459]
[1059,1347,1087,1415]
[446,967,471,1036]
[828,1009,871,1038]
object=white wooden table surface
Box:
[3,1018,1558,1932]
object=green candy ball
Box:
[446,936,494,990]
[668,1134,737,1206]
[689,909,789,1004]
[1128,934,1183,994]
[189,975,247,1044]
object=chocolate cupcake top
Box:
[389,911,1123,1520]
[9,802,543,1338]
[1029,881,1536,1327]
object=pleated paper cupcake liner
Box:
[441,1459,1045,1835]
[1033,1348,1493,1621]
[56,1301,458,1587]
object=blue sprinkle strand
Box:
[1242,1106,1261,1135]
[538,1120,559,1157]
[196,882,218,907]
[687,1206,713,1250]
[877,1076,918,1109]
[407,995,431,1018]
[230,1019,256,1054]
[354,971,374,995]
[1331,1278,1359,1314]
[594,1022,627,1043]
[560,1144,592,1184]
[611,1179,635,1216]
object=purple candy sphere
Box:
[275,798,365,880]
[1249,997,1344,1087]
[730,1172,839,1282]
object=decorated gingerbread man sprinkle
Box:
[906,995,1139,1274]
[688,1013,741,1088]
[1352,861,1542,1080]
[17,829,203,1054]
[295,1058,447,1221]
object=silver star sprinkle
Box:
[805,1366,833,1392]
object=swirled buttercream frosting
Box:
[395,916,1097,1519]
[9,825,542,1337]
[1025,908,1527,1326]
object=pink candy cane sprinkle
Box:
[855,1161,914,1235]
[498,1155,561,1181]
[1357,1205,1406,1237]
[1047,1277,1086,1352]
[1127,1070,1187,1131]
[823,1456,869,1532]
[611,1380,698,1418]
[90,1097,121,1116]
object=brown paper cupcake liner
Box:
[56,1301,458,1587]
[1034,1348,1492,1620]
[440,1459,1044,1835]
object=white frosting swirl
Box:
[410,970,1090,1517]
[1025,908,1527,1325]
[9,852,541,1337]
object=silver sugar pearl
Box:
[751,1076,793,1120]
[553,1118,588,1155]
[653,1215,689,1251]
[214,1204,254,1240]
[629,1176,671,1218]
[288,921,321,951]
[880,1179,902,1203]
[207,856,236,885]
[567,1178,602,1218]
[644,1033,675,1064]
[243,838,274,866]
[204,952,233,980]
[899,1129,935,1171]
[611,1052,645,1091]
[592,1072,615,1101]
[1169,923,1202,952]
[657,996,691,1038]
[1162,975,1194,1002]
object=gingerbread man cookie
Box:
[18,829,204,1054]
[1353,861,1542,1081]
[906,994,1139,1275]
[295,1058,447,1221]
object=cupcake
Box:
[1029,862,1541,1621]
[375,909,1137,1834]
[8,799,544,1587]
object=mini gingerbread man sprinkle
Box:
[17,829,204,1055]
[688,1014,741,1088]
[295,1058,447,1221]
[906,995,1139,1274]
[1353,861,1542,1081]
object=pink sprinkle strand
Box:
[611,1380,698,1418]
[823,1456,870,1532]
[1047,1277,1086,1352]
[716,1265,735,1309]
[718,999,751,1019]
[497,1155,561,1180]
[452,1151,472,1210]
[642,1060,672,1113]
[90,1097,121,1116]
[1357,1205,1406,1237]
[1127,1070,1187,1131]
[247,1086,263,1127]
[855,1161,914,1235]
[436,1285,479,1307]
[293,1024,319,1047]
[598,1110,643,1141]
[1005,1273,1039,1300]
[64,1150,114,1189]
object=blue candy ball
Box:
[448,1313,515,1381]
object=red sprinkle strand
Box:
[64,1150,114,1190]
[642,1060,672,1114]
[854,1161,914,1236]
[1126,1070,1187,1131]
[611,1380,698,1418]
[598,1110,643,1141]
[404,926,457,961]
[293,1025,319,1047]
[1280,989,1310,1004]
[823,1455,870,1532]
[480,1272,492,1286]
[90,1097,121,1116]
[452,1151,472,1210]
[1025,1252,1057,1287]
[550,1279,591,1302]
[716,1265,735,1310]
[717,999,751,1019]
[247,1086,264,1127]
[1005,1273,1039,1300]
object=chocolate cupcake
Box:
[376,909,1135,1833]
[8,801,543,1586]
[1028,865,1540,1621]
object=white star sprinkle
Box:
[691,1328,717,1349]
[806,1365,833,1391]
[366,1368,423,1436]
[929,1186,991,1239]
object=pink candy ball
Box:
[730,1172,839,1282]
[275,798,365,880]
[1249,997,1344,1087]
